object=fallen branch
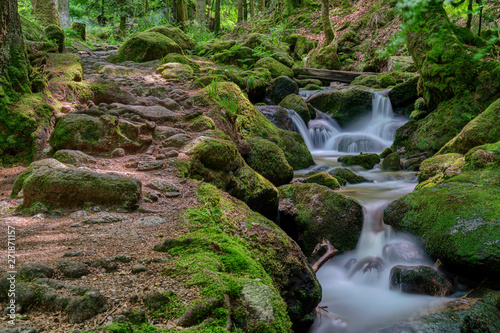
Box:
[315,307,348,326]
[224,293,232,332]
[312,238,338,273]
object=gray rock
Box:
[69,210,88,220]
[18,263,54,280]
[0,327,42,333]
[163,133,191,148]
[64,251,83,257]
[113,104,179,122]
[97,258,118,273]
[82,213,129,224]
[115,255,132,263]
[131,265,147,274]
[66,290,107,323]
[137,160,164,171]
[111,148,126,157]
[389,265,455,296]
[53,149,97,167]
[242,280,275,322]
[41,292,71,311]
[153,126,181,141]
[144,291,173,310]
[145,178,179,193]
[58,260,89,279]
[134,216,167,226]
[11,159,67,197]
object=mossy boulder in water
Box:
[182,137,278,219]
[437,97,500,155]
[338,153,380,170]
[278,183,364,256]
[109,32,182,63]
[191,81,313,169]
[306,87,372,127]
[389,265,455,296]
[381,152,401,171]
[279,93,312,123]
[307,44,341,70]
[328,168,371,184]
[417,153,464,185]
[23,168,141,210]
[255,57,294,78]
[245,137,293,187]
[303,172,341,190]
[387,75,420,108]
[268,76,299,104]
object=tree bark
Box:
[466,0,473,29]
[243,0,248,21]
[214,0,221,34]
[0,0,31,97]
[196,0,207,26]
[238,0,243,22]
[261,0,265,12]
[119,15,127,36]
[175,0,187,30]
[57,0,70,28]
[32,0,60,27]
[250,0,254,17]
[320,0,334,45]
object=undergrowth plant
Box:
[206,77,239,119]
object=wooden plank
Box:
[298,68,379,83]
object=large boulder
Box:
[279,94,313,123]
[255,57,294,78]
[387,75,420,108]
[328,168,371,184]
[11,159,66,197]
[389,265,455,296]
[182,137,278,219]
[278,183,364,256]
[387,56,416,72]
[109,32,182,63]
[53,149,97,167]
[306,87,372,127]
[22,168,142,210]
[437,97,500,155]
[267,76,299,104]
[49,113,151,154]
[255,105,294,131]
[307,44,341,70]
[245,137,293,187]
[146,25,196,50]
[381,152,401,171]
[191,82,313,169]
[417,153,464,186]
[338,153,380,170]
[302,172,341,190]
[156,62,194,80]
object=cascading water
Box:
[283,90,452,332]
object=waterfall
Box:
[289,92,407,154]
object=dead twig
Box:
[312,238,338,273]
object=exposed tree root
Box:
[312,238,338,273]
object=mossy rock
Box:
[389,265,454,296]
[156,62,194,80]
[186,115,215,132]
[190,75,228,89]
[379,147,393,159]
[303,84,322,91]
[417,153,464,185]
[241,33,294,67]
[387,56,417,72]
[182,137,278,219]
[328,168,370,184]
[161,53,200,72]
[109,32,182,63]
[145,25,196,50]
[295,78,322,88]
[245,137,293,187]
[154,183,321,331]
[255,57,294,79]
[303,172,341,189]
[47,53,83,82]
[384,168,500,279]
[387,75,420,108]
[267,76,299,104]
[307,45,341,70]
[11,158,67,197]
[23,168,142,210]
[464,141,500,171]
[53,149,96,167]
[338,153,380,170]
[437,97,500,155]
[20,16,48,42]
[279,183,363,256]
[392,95,483,157]
[306,87,372,127]
[279,94,311,123]
[200,39,237,55]
[409,110,428,121]
[285,34,315,60]
[224,67,272,101]
[210,46,254,67]
[381,152,401,171]
[45,24,65,53]
[191,82,313,170]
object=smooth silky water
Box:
[288,91,450,332]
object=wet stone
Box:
[137,160,164,171]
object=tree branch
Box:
[312,238,338,273]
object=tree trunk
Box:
[320,0,334,45]
[238,0,243,22]
[119,16,127,36]
[214,0,221,34]
[250,0,254,17]
[32,0,60,27]
[196,0,207,26]
[57,0,70,28]
[145,0,149,15]
[261,0,265,12]
[175,0,187,30]
[0,0,31,98]
[243,0,248,21]
[466,0,473,29]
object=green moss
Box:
[224,67,272,97]
[387,75,420,108]
[210,46,255,67]
[303,84,322,91]
[45,25,65,53]
[245,137,293,186]
[255,57,294,78]
[417,153,464,184]
[328,168,370,184]
[20,17,48,42]
[338,153,380,169]
[306,87,372,127]
[47,53,83,82]
[109,32,182,63]
[157,62,194,80]
[381,152,401,171]
[307,45,341,70]
[464,141,500,171]
[145,26,196,50]
[186,116,216,132]
[32,0,59,27]
[161,53,200,72]
[191,75,228,89]
[303,172,340,189]
[279,94,311,123]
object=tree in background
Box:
[214,0,221,34]
[58,0,71,28]
[32,0,60,27]
[196,0,207,26]
[321,0,334,45]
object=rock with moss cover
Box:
[381,152,401,171]
[224,67,272,100]
[21,16,48,41]
[11,159,67,197]
[109,32,182,63]
[182,137,278,218]
[285,34,315,60]
[351,72,411,89]
[279,94,312,123]
[438,98,500,155]
[146,26,196,49]
[154,183,321,331]
[255,105,293,131]
[242,33,294,67]
[306,87,372,127]
[384,167,500,279]
[392,96,483,157]
[388,75,419,108]
[156,62,193,80]
[22,168,141,210]
[303,172,341,189]
[210,46,254,67]
[328,168,371,184]
[304,84,322,91]
[161,53,200,72]
[389,265,455,296]
[190,74,228,89]
[186,115,215,132]
[417,153,464,185]
[279,183,363,256]
[464,141,500,170]
[268,76,299,104]
[338,153,380,169]
[45,24,65,53]
[255,57,294,78]
[387,56,416,72]
[295,78,322,88]
[307,45,341,70]
[245,137,293,186]
[191,81,313,169]
[379,147,393,158]
[53,149,97,167]
[49,113,150,154]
